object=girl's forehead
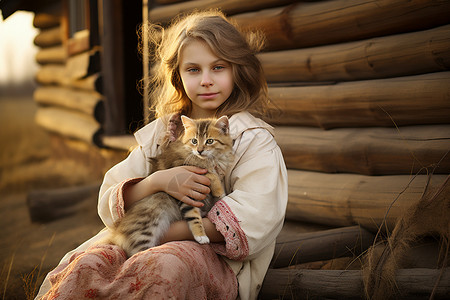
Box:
[179,39,224,65]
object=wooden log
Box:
[35,45,67,64]
[35,65,102,92]
[155,0,188,4]
[272,226,375,269]
[149,0,297,23]
[234,0,450,51]
[259,25,450,83]
[33,86,104,123]
[67,29,91,57]
[27,183,101,223]
[70,73,102,93]
[260,268,450,300]
[35,107,102,146]
[266,72,450,129]
[33,26,63,48]
[65,50,101,80]
[35,64,66,85]
[33,13,60,29]
[286,171,448,231]
[276,125,450,175]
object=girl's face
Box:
[179,39,234,118]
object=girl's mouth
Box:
[199,93,218,99]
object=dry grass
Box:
[0,96,104,299]
[363,175,450,299]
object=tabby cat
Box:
[105,115,234,257]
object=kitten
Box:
[105,115,234,257]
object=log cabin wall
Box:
[32,0,143,143]
[146,0,450,232]
[33,1,104,146]
[31,1,130,177]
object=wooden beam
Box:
[35,64,65,84]
[259,25,450,83]
[70,73,102,93]
[33,13,60,29]
[276,125,450,175]
[34,86,104,122]
[100,0,127,135]
[266,72,450,129]
[35,107,102,146]
[35,45,66,64]
[34,26,63,48]
[67,29,91,57]
[27,183,101,223]
[234,0,450,51]
[148,0,297,23]
[35,65,102,92]
[260,268,450,300]
[272,226,375,269]
[154,0,186,4]
[286,171,448,231]
[65,50,101,80]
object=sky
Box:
[0,10,39,94]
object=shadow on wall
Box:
[0,10,39,96]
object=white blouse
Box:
[37,111,288,300]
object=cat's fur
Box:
[104,115,234,257]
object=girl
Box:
[37,10,287,300]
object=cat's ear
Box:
[215,116,229,135]
[166,112,182,142]
[181,115,196,131]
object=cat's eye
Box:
[206,139,214,145]
[191,138,198,145]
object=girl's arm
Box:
[159,218,225,244]
[123,165,211,210]
[123,166,225,244]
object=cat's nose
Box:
[197,150,203,155]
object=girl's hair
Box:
[145,10,269,119]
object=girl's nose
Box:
[201,72,213,87]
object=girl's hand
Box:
[153,166,211,207]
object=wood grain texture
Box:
[275,124,450,175]
[234,0,450,50]
[259,25,450,82]
[261,268,450,300]
[285,170,447,231]
[266,72,450,129]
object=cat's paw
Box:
[218,193,226,199]
[195,235,210,244]
[211,187,225,198]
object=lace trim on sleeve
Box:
[207,200,249,261]
[115,178,145,219]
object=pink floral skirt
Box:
[40,241,238,299]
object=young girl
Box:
[37,10,287,300]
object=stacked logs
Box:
[146,0,450,298]
[147,0,450,227]
[33,7,103,146]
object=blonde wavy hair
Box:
[144,10,268,119]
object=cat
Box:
[104,115,234,257]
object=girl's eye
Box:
[206,139,214,145]
[187,68,199,73]
[191,138,198,145]
[213,66,224,71]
